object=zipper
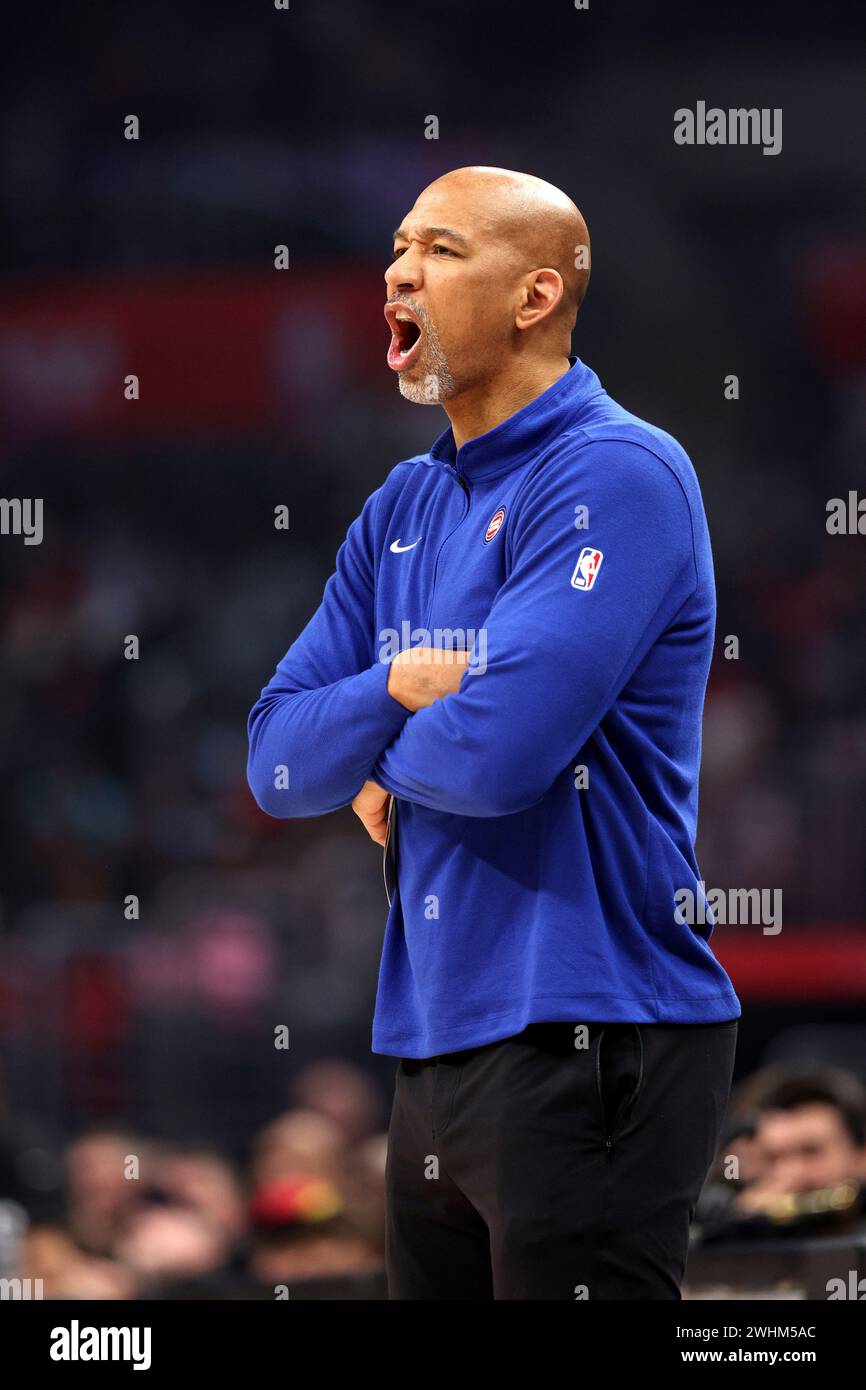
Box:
[382,794,396,908]
[382,465,470,910]
[420,464,471,636]
[595,1029,613,1157]
[383,464,469,911]
[454,467,471,507]
[595,1025,644,1159]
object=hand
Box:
[732,1179,790,1214]
[352,779,391,846]
[387,646,471,712]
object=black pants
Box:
[385,1019,738,1300]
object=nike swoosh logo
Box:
[389,538,422,553]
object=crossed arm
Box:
[248,442,696,839]
[351,646,470,845]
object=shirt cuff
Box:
[358,655,411,731]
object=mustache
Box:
[387,295,431,333]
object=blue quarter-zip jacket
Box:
[247,356,741,1056]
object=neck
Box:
[444,354,572,451]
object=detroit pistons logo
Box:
[484,505,506,543]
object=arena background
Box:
[1,0,865,1300]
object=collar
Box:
[428,354,604,482]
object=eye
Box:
[431,244,456,255]
[390,246,406,261]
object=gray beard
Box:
[397,324,456,404]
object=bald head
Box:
[384,165,590,409]
[420,166,591,323]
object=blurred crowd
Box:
[2,1054,865,1300]
[1,1059,390,1299]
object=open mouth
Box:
[385,304,424,371]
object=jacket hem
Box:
[371,989,742,1058]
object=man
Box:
[247,166,741,1299]
[735,1069,866,1210]
[693,1068,866,1246]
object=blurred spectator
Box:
[246,1173,380,1287]
[148,1144,247,1242]
[66,1127,151,1256]
[114,1206,232,1289]
[694,1066,866,1246]
[290,1060,382,1146]
[735,1069,866,1208]
[23,1224,137,1300]
[250,1110,345,1187]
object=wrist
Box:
[387,658,416,711]
[387,648,469,712]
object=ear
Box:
[515,268,564,332]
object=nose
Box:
[385,247,422,294]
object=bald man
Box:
[248,167,741,1300]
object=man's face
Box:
[384,181,522,404]
[754,1103,866,1194]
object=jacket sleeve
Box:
[370,440,700,817]
[247,484,410,818]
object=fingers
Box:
[352,801,388,846]
[362,814,388,846]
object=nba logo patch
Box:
[484,505,506,543]
[571,546,603,590]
